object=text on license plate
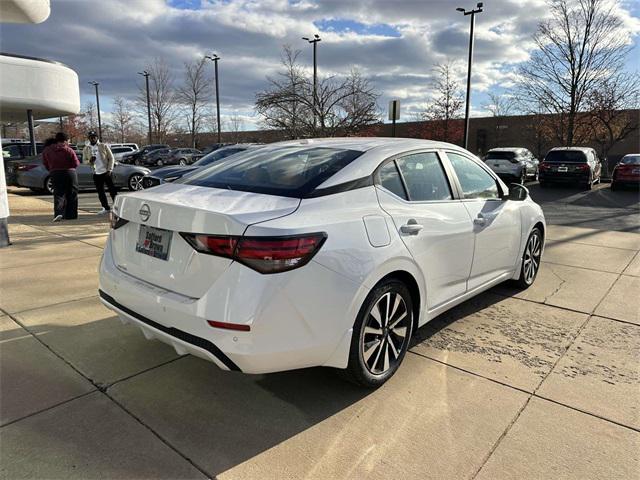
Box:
[558,166,568,172]
[136,225,172,261]
[633,168,640,174]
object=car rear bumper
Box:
[98,236,363,374]
[612,174,640,184]
[539,172,590,183]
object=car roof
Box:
[487,147,525,152]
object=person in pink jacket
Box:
[42,132,80,222]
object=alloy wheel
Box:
[361,291,410,375]
[45,176,54,194]
[129,174,143,191]
[522,230,542,285]
[179,159,186,166]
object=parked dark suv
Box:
[120,144,170,165]
[539,147,602,189]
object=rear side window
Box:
[486,151,516,160]
[183,146,363,198]
[447,152,499,199]
[396,152,452,201]
[194,147,246,167]
[621,155,640,165]
[378,162,407,199]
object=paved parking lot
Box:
[1,184,638,479]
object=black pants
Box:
[93,172,117,210]
[51,170,78,219]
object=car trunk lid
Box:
[111,183,300,297]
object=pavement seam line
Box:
[471,257,634,479]
[4,293,100,316]
[541,259,630,275]
[545,238,640,252]
[3,310,211,479]
[0,252,103,271]
[0,391,96,429]
[10,221,108,250]
[490,291,639,328]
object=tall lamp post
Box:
[457,2,483,150]
[302,34,321,130]
[137,71,152,145]
[205,54,221,143]
[88,81,102,141]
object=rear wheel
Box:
[128,173,144,191]
[584,176,593,190]
[156,159,164,166]
[611,181,617,191]
[513,227,543,289]
[179,159,187,166]
[343,279,413,388]
[45,176,54,195]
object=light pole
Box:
[457,2,483,150]
[302,34,321,130]
[88,81,102,141]
[205,54,221,143]
[137,71,152,145]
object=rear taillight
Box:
[540,162,551,170]
[181,232,327,274]
[576,164,590,171]
[109,212,129,230]
[16,164,38,171]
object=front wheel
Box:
[179,159,187,166]
[343,279,414,388]
[513,227,543,289]
[156,159,164,166]
[128,173,144,191]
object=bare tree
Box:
[420,62,464,143]
[517,0,631,145]
[83,101,97,132]
[111,96,135,143]
[138,58,178,144]
[586,73,639,172]
[483,92,516,117]
[225,112,244,143]
[256,46,379,138]
[177,58,211,148]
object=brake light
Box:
[576,164,590,171]
[181,232,327,274]
[540,162,551,170]
[16,164,38,171]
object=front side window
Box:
[396,152,452,201]
[183,146,363,198]
[447,152,499,199]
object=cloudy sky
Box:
[2,0,639,130]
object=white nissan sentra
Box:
[99,138,545,387]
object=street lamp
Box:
[137,71,152,145]
[88,81,102,141]
[205,54,221,143]
[457,2,483,150]
[302,34,321,130]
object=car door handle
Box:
[474,214,487,226]
[400,220,423,235]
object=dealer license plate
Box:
[136,225,172,261]
[558,166,568,172]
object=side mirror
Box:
[507,183,529,201]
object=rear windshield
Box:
[486,151,516,160]
[193,147,247,167]
[620,155,640,165]
[545,150,587,163]
[182,146,364,197]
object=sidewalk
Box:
[1,192,638,479]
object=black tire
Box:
[44,176,54,195]
[128,173,144,191]
[611,181,617,191]
[513,227,543,289]
[134,159,142,166]
[343,279,414,388]
[584,176,593,190]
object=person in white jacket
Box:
[83,131,116,215]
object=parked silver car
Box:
[13,155,150,193]
[484,147,539,183]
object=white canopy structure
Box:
[0,0,81,247]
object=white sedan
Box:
[99,138,545,387]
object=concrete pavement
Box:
[1,190,638,479]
